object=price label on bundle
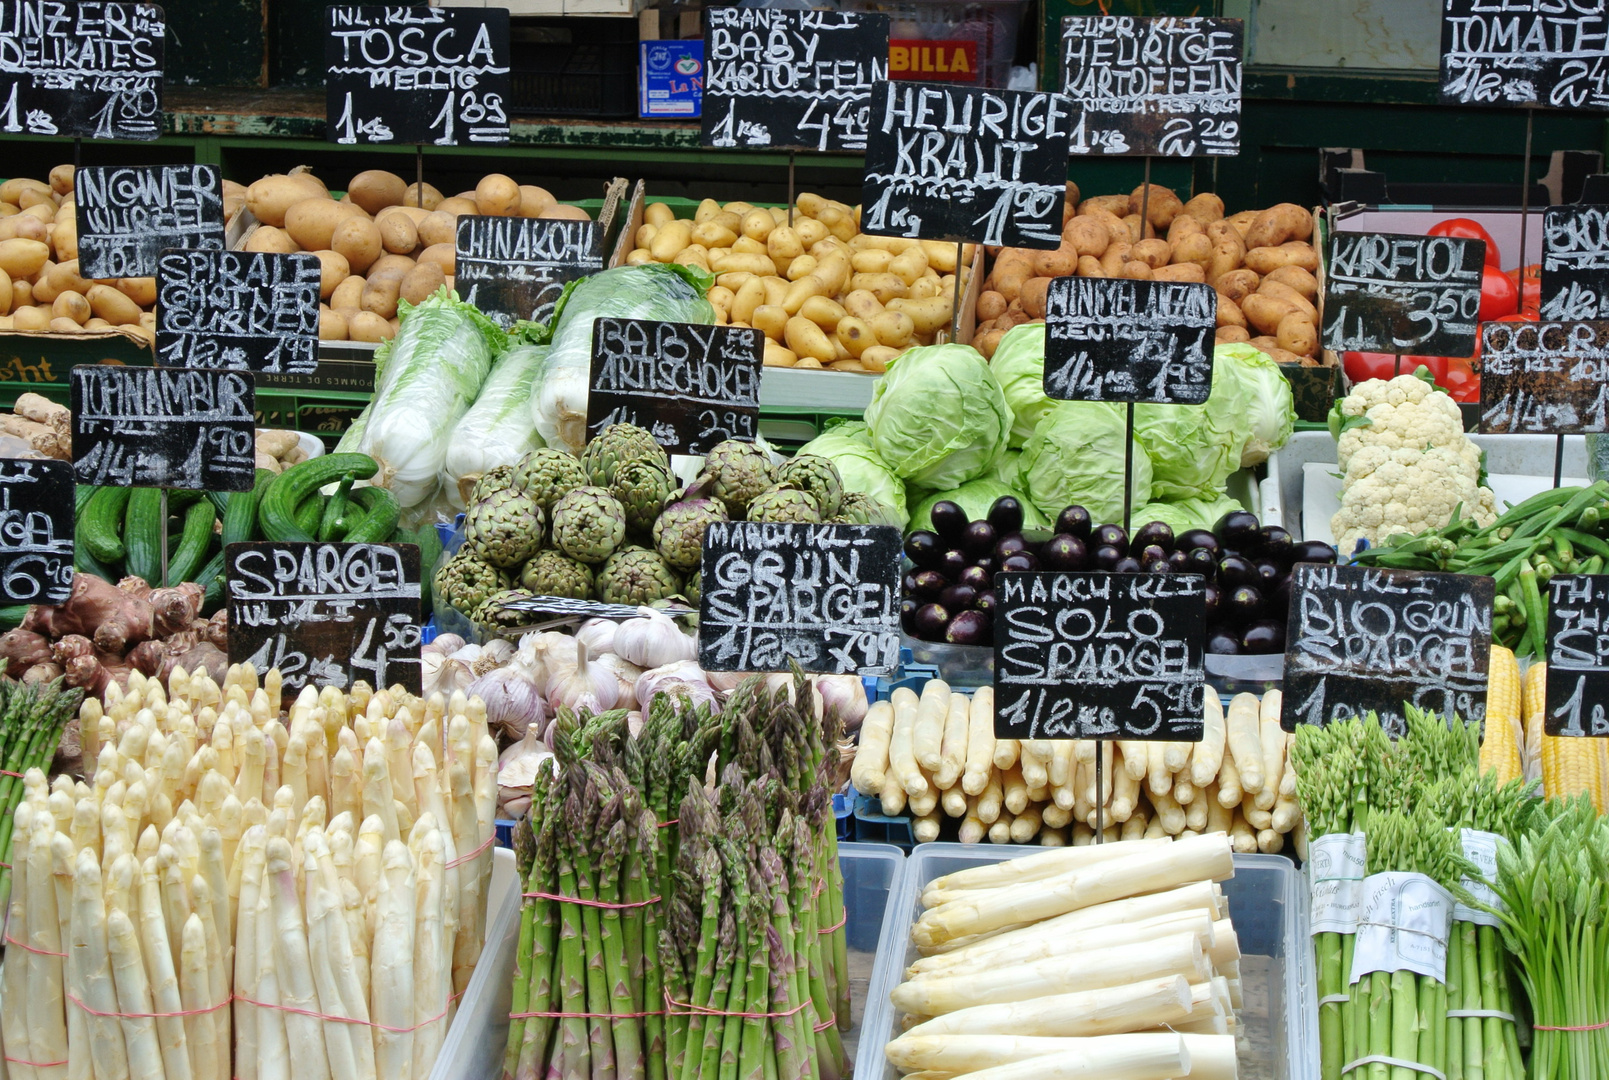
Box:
[1042,277,1215,404]
[702,9,888,152]
[226,542,422,695]
[455,216,603,328]
[994,571,1206,741]
[586,318,762,454]
[1543,574,1609,736]
[70,365,256,491]
[1059,16,1242,156]
[0,459,73,604]
[860,81,1072,250]
[1440,1,1609,110]
[1282,564,1493,734]
[75,164,225,280]
[1479,320,1609,433]
[1541,206,1609,320]
[326,6,510,145]
[1321,231,1485,358]
[698,521,901,675]
[0,2,164,139]
[155,250,321,375]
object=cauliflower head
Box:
[1332,444,1496,554]
[1334,373,1467,471]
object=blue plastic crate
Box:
[495,817,517,850]
[833,789,854,841]
[853,793,916,849]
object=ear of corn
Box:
[1479,644,1523,784]
[1528,661,1609,811]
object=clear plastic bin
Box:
[855,844,1318,1080]
[841,0,1026,88]
[431,840,909,1080]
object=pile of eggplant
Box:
[900,498,1338,653]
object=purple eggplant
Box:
[1041,534,1089,571]
[900,599,918,633]
[1185,548,1218,576]
[1253,560,1282,590]
[1176,529,1219,556]
[1001,552,1039,573]
[961,520,998,558]
[1093,523,1128,550]
[946,609,992,645]
[1218,554,1258,590]
[902,571,918,594]
[1292,540,1339,565]
[958,565,992,591]
[1145,558,1172,574]
[1207,627,1242,654]
[974,589,999,614]
[1131,520,1175,555]
[1166,550,1191,573]
[1055,505,1093,540]
[904,530,943,568]
[975,555,999,575]
[1092,544,1124,570]
[929,500,970,543]
[913,603,951,639]
[940,583,978,610]
[1214,509,1260,548]
[911,570,948,600]
[994,533,1029,559]
[1113,556,1143,573]
[940,549,969,579]
[1203,581,1221,621]
[1242,619,1286,654]
[1225,585,1264,620]
[1256,525,1294,564]
[1139,543,1168,566]
[988,496,1025,534]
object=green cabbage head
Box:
[988,324,1054,448]
[794,420,909,527]
[1132,353,1253,501]
[1215,343,1296,466]
[865,344,1011,491]
[1019,402,1152,525]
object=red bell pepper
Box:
[1430,217,1501,267]
[1480,264,1519,322]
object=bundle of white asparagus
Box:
[884,834,1243,1080]
[850,683,1303,854]
[0,662,499,1080]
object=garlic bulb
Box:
[482,638,517,665]
[498,725,556,816]
[547,640,619,712]
[516,631,579,697]
[468,665,549,740]
[593,653,644,704]
[613,607,696,669]
[575,618,618,657]
[704,670,747,693]
[423,647,475,698]
[814,675,869,732]
[433,632,467,653]
[635,660,720,712]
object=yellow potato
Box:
[48,315,81,334]
[243,176,327,231]
[417,211,457,248]
[800,294,847,329]
[0,238,48,280]
[921,240,970,273]
[330,274,366,310]
[86,283,141,325]
[752,304,788,340]
[731,277,765,325]
[12,280,29,307]
[114,276,155,307]
[286,198,364,252]
[475,174,521,216]
[436,196,478,216]
[889,246,930,285]
[836,316,874,357]
[711,252,776,277]
[851,272,908,305]
[707,285,735,314]
[319,306,348,341]
[911,277,944,300]
[649,220,692,262]
[400,261,446,305]
[784,316,834,362]
[786,254,818,282]
[331,216,383,273]
[761,276,790,307]
[645,203,675,228]
[18,202,51,224]
[740,209,774,242]
[794,217,828,247]
[851,249,894,274]
[636,223,657,249]
[47,260,91,296]
[0,178,50,206]
[0,215,45,243]
[714,272,754,293]
[763,339,798,367]
[417,243,455,276]
[860,345,898,373]
[347,310,394,342]
[724,200,755,215]
[870,309,915,347]
[52,290,89,324]
[347,170,407,215]
[691,220,738,249]
[11,305,47,331]
[0,268,11,314]
[540,204,589,221]
[402,181,443,210]
[361,273,403,319]
[49,164,74,196]
[245,224,298,254]
[888,295,952,335]
[376,210,419,255]
[767,226,803,263]
[368,253,416,278]
[49,216,75,261]
[84,317,110,331]
[29,264,59,304]
[782,274,826,314]
[674,246,710,270]
[311,250,350,298]
[519,185,557,218]
[625,248,652,265]
[694,198,722,223]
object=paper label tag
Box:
[1350,871,1454,984]
[1453,828,1504,927]
[1308,832,1367,935]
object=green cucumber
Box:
[75,535,117,581]
[260,454,379,542]
[196,550,227,614]
[223,469,277,548]
[318,476,356,541]
[75,486,97,518]
[0,605,27,630]
[342,485,400,543]
[124,488,165,584]
[205,490,232,517]
[80,486,132,565]
[166,500,217,585]
[294,493,325,537]
[411,524,443,616]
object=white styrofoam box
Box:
[1330,205,1543,272]
[1273,429,1590,544]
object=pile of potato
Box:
[0,165,157,341]
[237,167,590,343]
[972,183,1321,367]
[626,193,973,373]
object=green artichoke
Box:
[653,495,729,573]
[462,488,544,569]
[775,454,844,517]
[434,550,512,616]
[610,458,677,537]
[512,447,587,513]
[683,571,701,606]
[746,485,821,524]
[702,439,775,516]
[580,423,669,488]
[466,464,517,505]
[595,547,683,606]
[550,486,627,564]
[519,550,593,599]
[473,587,536,628]
[835,491,897,526]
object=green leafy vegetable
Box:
[1018,401,1152,525]
[864,343,1011,491]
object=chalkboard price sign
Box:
[1440,2,1609,112]
[227,542,422,696]
[1321,231,1485,358]
[1541,206,1609,321]
[994,571,1206,741]
[1282,563,1493,734]
[1043,277,1215,404]
[1479,320,1609,434]
[587,318,762,454]
[1059,17,1242,157]
[455,216,603,328]
[326,6,510,146]
[0,2,165,140]
[71,365,257,492]
[0,458,74,605]
[75,164,225,280]
[698,521,902,675]
[702,9,889,152]
[156,250,322,374]
[1545,574,1609,736]
[861,81,1072,250]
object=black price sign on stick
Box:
[1043,278,1215,404]
[0,2,164,139]
[587,318,762,454]
[702,9,889,152]
[326,6,510,145]
[1321,231,1485,358]
[1059,16,1242,157]
[0,459,74,604]
[1541,206,1609,320]
[1479,320,1609,434]
[75,164,225,280]
[994,571,1205,741]
[1544,574,1609,736]
[155,250,321,374]
[455,216,603,328]
[861,81,1072,249]
[698,522,902,675]
[226,542,422,696]
[1440,2,1609,111]
[1282,564,1494,734]
[71,365,256,491]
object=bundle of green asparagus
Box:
[0,670,84,911]
[503,669,850,1080]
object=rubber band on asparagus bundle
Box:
[657,818,678,828]
[445,832,496,869]
[812,1016,838,1032]
[5,932,65,957]
[522,890,660,908]
[234,993,450,1033]
[662,989,811,1019]
[70,992,233,1018]
[0,768,26,779]
[817,911,847,935]
[6,1054,68,1068]
[1533,1018,1609,1031]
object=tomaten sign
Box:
[890,39,978,82]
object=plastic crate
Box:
[855,845,1318,1080]
[853,794,916,849]
[508,18,638,119]
[428,840,906,1080]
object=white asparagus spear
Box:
[912,680,951,772]
[303,846,360,1080]
[903,974,1196,1038]
[961,689,995,796]
[887,688,928,798]
[921,838,1171,906]
[1255,693,1284,811]
[411,743,458,979]
[106,907,163,1080]
[1225,693,1264,793]
[180,915,220,1080]
[448,760,483,997]
[233,828,266,1080]
[135,865,193,1080]
[4,807,36,1080]
[70,852,129,1080]
[1116,741,1150,780]
[1147,743,1172,797]
[266,836,330,1080]
[849,701,894,794]
[1049,740,1074,789]
[991,733,1019,772]
[950,1038,1189,1080]
[26,816,69,1080]
[191,876,230,1080]
[1019,741,1049,790]
[883,1033,1223,1078]
[372,840,416,1080]
[935,693,970,790]
[909,909,1216,980]
[50,832,89,1080]
[411,821,448,1080]
[254,845,291,1080]
[1190,688,1227,787]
